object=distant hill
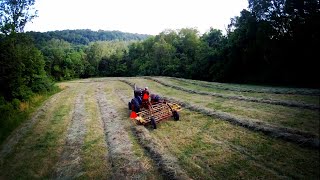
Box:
[26,29,150,45]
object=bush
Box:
[12,85,34,101]
[11,99,21,110]
[0,96,15,143]
[30,74,54,93]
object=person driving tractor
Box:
[142,87,150,101]
[130,86,150,118]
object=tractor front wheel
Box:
[173,111,179,121]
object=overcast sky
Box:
[24,0,248,35]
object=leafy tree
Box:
[201,28,224,48]
[151,36,176,75]
[85,42,103,76]
[98,51,127,77]
[246,0,319,86]
[0,0,37,34]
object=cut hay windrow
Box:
[82,84,111,179]
[52,90,87,179]
[168,77,320,96]
[146,77,319,111]
[120,79,319,149]
[114,87,191,180]
[0,88,68,161]
[132,126,192,180]
[95,84,147,179]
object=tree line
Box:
[2,0,319,102]
[26,29,149,45]
[34,0,320,88]
[27,0,318,88]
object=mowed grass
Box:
[128,78,320,137]
[1,77,318,179]
[82,83,111,179]
[166,77,320,97]
[155,77,320,106]
[106,81,162,180]
[0,84,80,179]
[117,80,319,179]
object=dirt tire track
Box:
[0,88,68,161]
[146,77,320,110]
[96,84,147,179]
[52,88,88,179]
[115,83,191,180]
[168,77,320,96]
[120,79,319,149]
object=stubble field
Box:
[0,77,319,179]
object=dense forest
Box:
[1,0,319,141]
[124,0,319,87]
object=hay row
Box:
[131,126,191,180]
[120,79,319,149]
[115,85,191,180]
[52,90,87,179]
[168,77,320,96]
[95,84,147,179]
[146,77,319,110]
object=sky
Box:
[24,0,248,35]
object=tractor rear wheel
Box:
[131,98,140,113]
[151,117,157,129]
[173,111,179,121]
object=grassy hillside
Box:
[26,29,150,45]
[0,77,319,179]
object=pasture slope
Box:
[0,77,319,179]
